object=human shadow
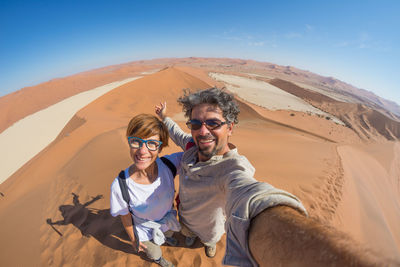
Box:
[46,192,201,262]
[46,193,134,254]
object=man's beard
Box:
[196,134,222,160]
[198,145,218,159]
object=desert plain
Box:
[0,57,399,266]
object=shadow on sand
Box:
[46,192,202,262]
[46,193,134,254]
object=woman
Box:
[110,114,181,267]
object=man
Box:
[156,88,398,267]
[155,88,307,266]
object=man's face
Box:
[190,104,233,162]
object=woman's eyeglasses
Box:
[186,119,228,130]
[127,137,162,151]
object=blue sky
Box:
[1,0,399,104]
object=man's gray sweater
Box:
[163,117,307,266]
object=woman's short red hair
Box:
[126,114,169,149]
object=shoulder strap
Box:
[117,169,140,251]
[160,156,177,177]
[117,170,131,205]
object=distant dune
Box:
[210,73,344,125]
[268,78,400,142]
[0,64,161,134]
[0,58,399,266]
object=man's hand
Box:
[155,102,167,120]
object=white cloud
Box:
[224,36,243,41]
[285,32,302,39]
[334,41,350,47]
[358,32,371,49]
[305,24,314,32]
[215,30,277,48]
[248,41,265,46]
[359,32,370,42]
[332,32,385,50]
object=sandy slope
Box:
[0,65,161,134]
[209,72,344,125]
[0,68,213,266]
[334,143,400,259]
[0,66,399,266]
[0,77,141,184]
[267,78,400,142]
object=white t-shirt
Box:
[110,153,182,241]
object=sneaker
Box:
[205,245,216,258]
[185,236,196,247]
[165,236,178,247]
[155,257,174,267]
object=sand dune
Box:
[209,72,344,125]
[0,68,213,267]
[292,80,353,103]
[0,65,161,134]
[0,77,141,184]
[326,102,400,141]
[334,144,400,258]
[0,62,399,266]
[268,78,400,142]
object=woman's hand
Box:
[120,214,147,253]
[132,240,147,253]
[155,102,167,120]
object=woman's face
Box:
[129,134,160,171]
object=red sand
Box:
[0,63,399,266]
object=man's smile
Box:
[197,136,216,146]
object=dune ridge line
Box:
[0,76,141,184]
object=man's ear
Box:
[227,123,234,136]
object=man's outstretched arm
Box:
[155,101,192,149]
[248,206,395,267]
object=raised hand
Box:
[155,101,167,120]
[132,240,147,253]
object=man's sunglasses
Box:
[127,137,162,151]
[186,119,228,130]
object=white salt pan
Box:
[209,72,344,125]
[0,76,142,184]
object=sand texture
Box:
[0,58,399,266]
[0,77,141,184]
[209,72,343,125]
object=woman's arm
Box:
[120,214,147,253]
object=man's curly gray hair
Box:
[178,87,240,124]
